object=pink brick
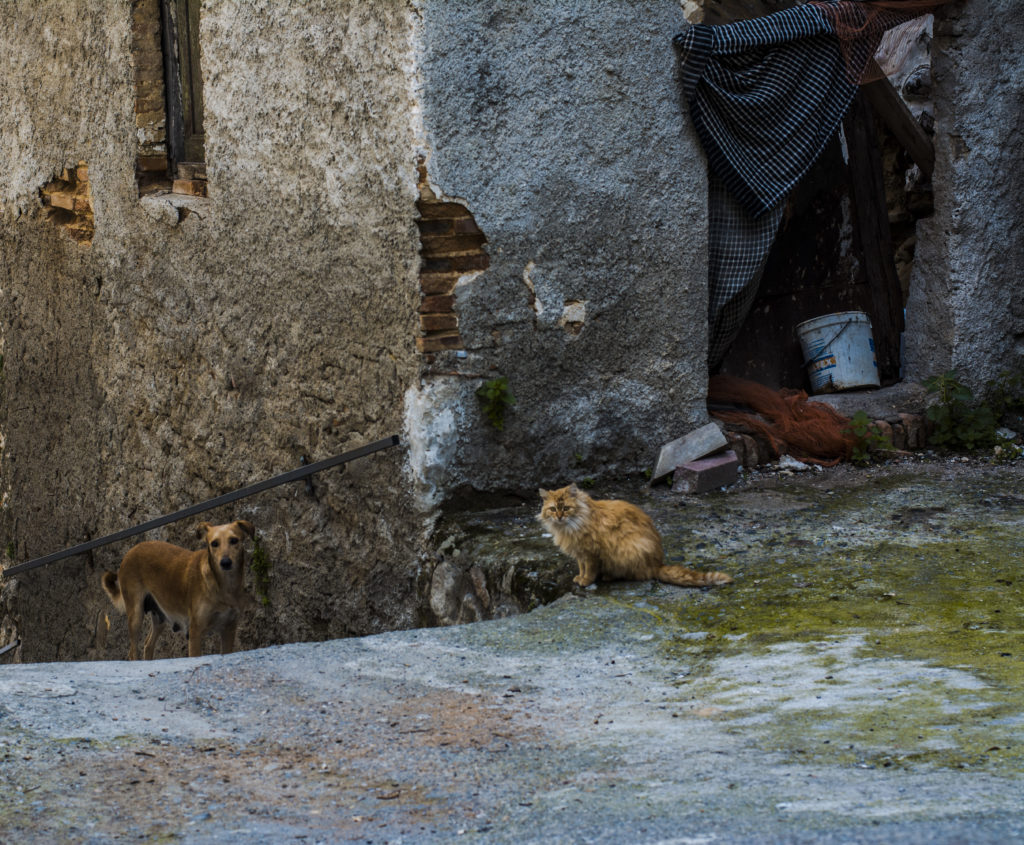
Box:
[671,450,739,495]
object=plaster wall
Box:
[406,1,709,505]
[0,1,711,659]
[0,0,425,661]
[903,0,1024,391]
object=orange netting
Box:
[808,0,957,84]
[708,374,856,465]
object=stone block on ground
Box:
[671,449,739,495]
[653,422,728,482]
[899,412,926,449]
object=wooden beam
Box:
[862,59,935,177]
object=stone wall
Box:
[0,0,425,661]
[1,1,711,659]
[405,1,708,507]
[903,0,1024,392]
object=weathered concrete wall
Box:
[903,0,1024,392]
[0,1,425,661]
[406,1,708,506]
[1,1,712,659]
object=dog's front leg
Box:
[187,620,205,658]
[219,617,238,655]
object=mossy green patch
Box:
[649,525,1024,775]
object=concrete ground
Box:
[1,457,1023,843]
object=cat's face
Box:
[538,485,586,529]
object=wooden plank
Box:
[862,60,934,177]
[842,91,904,385]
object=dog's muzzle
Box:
[220,557,233,571]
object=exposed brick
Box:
[47,191,75,211]
[72,196,92,213]
[172,179,208,197]
[419,295,455,314]
[448,253,490,273]
[417,333,463,353]
[420,233,488,257]
[419,272,458,295]
[671,450,740,495]
[416,218,454,236]
[899,412,925,449]
[421,257,453,274]
[891,422,907,451]
[135,94,166,114]
[420,313,459,332]
[176,162,206,180]
[453,216,482,234]
[416,200,474,220]
[136,109,166,129]
[137,155,169,172]
[134,78,165,98]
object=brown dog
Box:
[101,520,255,660]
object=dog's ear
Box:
[235,520,255,538]
[195,521,213,540]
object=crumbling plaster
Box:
[407,0,709,501]
[903,0,1024,391]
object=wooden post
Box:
[842,91,905,384]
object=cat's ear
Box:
[568,483,580,495]
[538,488,549,498]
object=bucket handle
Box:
[801,320,854,368]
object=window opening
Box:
[132,0,206,197]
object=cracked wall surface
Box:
[408,0,709,499]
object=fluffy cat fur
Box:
[538,484,732,588]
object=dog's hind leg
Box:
[142,595,167,660]
[143,615,166,660]
[125,601,143,661]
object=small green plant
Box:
[4,541,14,560]
[578,477,596,489]
[845,410,892,466]
[250,535,272,607]
[923,370,998,451]
[476,376,516,431]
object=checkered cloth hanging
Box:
[675,3,857,220]
[674,2,859,368]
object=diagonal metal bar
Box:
[3,435,401,578]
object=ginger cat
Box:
[538,484,732,588]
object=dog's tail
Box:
[101,572,126,613]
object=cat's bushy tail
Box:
[656,565,733,587]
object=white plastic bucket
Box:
[796,311,880,394]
